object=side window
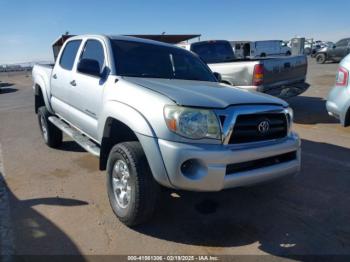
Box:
[59,40,82,70]
[336,39,348,47]
[80,40,105,74]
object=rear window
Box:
[59,40,82,70]
[191,41,235,63]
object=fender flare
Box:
[34,76,54,113]
[98,100,155,141]
[98,101,173,187]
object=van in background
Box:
[231,40,291,58]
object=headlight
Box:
[164,105,221,140]
[285,107,294,131]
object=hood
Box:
[123,77,287,108]
[318,46,328,52]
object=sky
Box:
[0,0,349,64]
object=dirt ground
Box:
[0,59,349,259]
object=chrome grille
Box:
[228,113,288,144]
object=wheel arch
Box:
[34,84,45,113]
[99,116,172,188]
[34,80,53,114]
[98,101,156,170]
[100,117,139,170]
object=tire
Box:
[37,106,63,148]
[106,142,160,226]
[316,53,326,64]
[260,53,266,57]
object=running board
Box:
[48,116,100,157]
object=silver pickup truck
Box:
[178,40,309,98]
[32,35,301,226]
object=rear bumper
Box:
[236,81,310,98]
[260,81,310,98]
[158,133,301,191]
[326,85,350,125]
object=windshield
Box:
[111,40,217,82]
[190,41,236,63]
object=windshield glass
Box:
[111,40,216,82]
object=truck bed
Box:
[208,55,308,98]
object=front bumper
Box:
[158,133,301,191]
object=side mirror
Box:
[213,72,222,82]
[77,59,101,77]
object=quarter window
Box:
[80,40,105,74]
[59,40,82,70]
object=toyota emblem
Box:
[258,120,270,134]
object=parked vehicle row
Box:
[177,40,309,98]
[32,35,301,226]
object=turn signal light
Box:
[335,66,349,87]
[253,64,264,86]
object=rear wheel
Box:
[37,106,62,148]
[107,142,160,226]
[316,53,326,64]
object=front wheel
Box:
[106,142,160,226]
[316,53,326,64]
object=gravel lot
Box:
[0,59,349,259]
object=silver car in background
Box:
[326,54,350,126]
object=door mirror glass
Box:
[77,59,101,77]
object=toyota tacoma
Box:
[32,35,301,226]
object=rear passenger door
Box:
[50,39,82,119]
[68,39,107,140]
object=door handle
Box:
[52,74,57,79]
[70,80,77,86]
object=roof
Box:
[52,34,201,48]
[125,34,201,44]
[51,34,195,61]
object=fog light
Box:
[180,159,207,180]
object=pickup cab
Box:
[178,40,309,98]
[315,38,350,64]
[32,35,301,226]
